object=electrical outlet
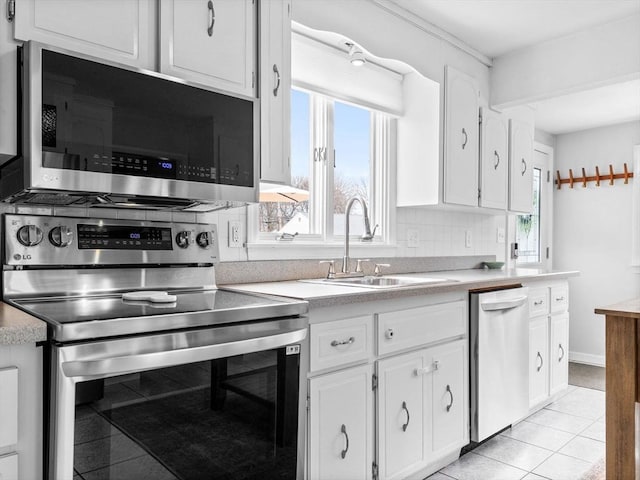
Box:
[229,221,242,248]
[496,227,506,244]
[465,230,472,248]
[407,229,419,248]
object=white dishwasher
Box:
[470,286,529,442]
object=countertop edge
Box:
[0,302,48,346]
[223,269,580,309]
[595,297,640,318]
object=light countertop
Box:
[222,268,579,309]
[595,298,640,318]
[0,302,47,345]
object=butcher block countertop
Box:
[0,302,47,345]
[223,268,579,309]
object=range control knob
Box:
[175,231,194,249]
[196,231,213,249]
[49,225,74,248]
[17,225,44,247]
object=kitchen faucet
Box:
[341,196,377,275]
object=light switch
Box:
[465,230,472,248]
[407,229,419,247]
[496,227,505,244]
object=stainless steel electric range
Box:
[2,214,308,480]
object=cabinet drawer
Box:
[528,287,549,317]
[0,368,18,449]
[377,301,466,356]
[0,453,18,480]
[550,284,569,313]
[310,316,373,372]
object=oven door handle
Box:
[60,328,307,379]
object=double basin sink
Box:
[303,275,455,289]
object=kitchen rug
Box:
[568,362,605,391]
[100,387,297,480]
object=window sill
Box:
[246,241,398,261]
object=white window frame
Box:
[515,142,553,269]
[247,89,396,260]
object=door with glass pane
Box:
[516,148,552,267]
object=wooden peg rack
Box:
[555,163,634,189]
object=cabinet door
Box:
[508,119,534,213]
[309,364,374,480]
[14,0,153,68]
[479,108,508,210]
[0,367,18,449]
[431,340,467,455]
[529,316,549,407]
[160,0,256,97]
[550,312,569,396]
[259,0,291,184]
[444,66,479,207]
[377,350,430,480]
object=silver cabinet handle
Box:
[207,0,215,37]
[521,158,527,176]
[556,296,565,302]
[331,337,355,347]
[384,328,394,340]
[340,424,349,459]
[462,128,468,149]
[446,384,454,412]
[493,150,500,170]
[401,401,410,432]
[536,351,543,372]
[534,300,544,306]
[414,360,438,376]
[558,344,565,362]
[273,64,281,97]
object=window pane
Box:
[258,90,311,234]
[516,167,541,264]
[333,101,371,236]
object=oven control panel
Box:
[4,214,220,266]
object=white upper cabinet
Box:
[13,0,154,69]
[159,0,256,97]
[479,107,508,210]
[443,65,479,207]
[259,0,291,184]
[508,118,534,213]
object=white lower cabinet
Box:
[529,316,549,407]
[307,295,468,480]
[431,341,466,456]
[377,339,466,480]
[378,350,430,480]
[550,312,570,395]
[526,280,570,410]
[308,364,374,480]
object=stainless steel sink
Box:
[302,276,454,289]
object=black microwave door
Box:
[40,49,253,187]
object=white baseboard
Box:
[569,351,605,367]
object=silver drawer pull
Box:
[414,361,439,376]
[533,300,544,306]
[340,424,349,459]
[555,296,565,301]
[331,337,355,347]
[446,384,454,412]
[558,343,565,362]
[536,351,544,372]
[401,401,410,432]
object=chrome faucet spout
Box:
[342,196,375,274]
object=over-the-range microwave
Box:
[0,42,259,210]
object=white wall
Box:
[554,121,640,366]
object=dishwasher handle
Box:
[480,295,527,312]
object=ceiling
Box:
[387,0,640,134]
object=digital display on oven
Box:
[77,224,173,250]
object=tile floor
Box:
[427,386,605,480]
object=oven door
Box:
[48,317,308,480]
